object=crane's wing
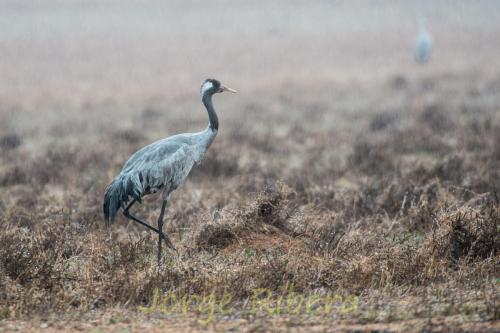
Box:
[103,135,199,224]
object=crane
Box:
[103,78,237,264]
[415,16,432,64]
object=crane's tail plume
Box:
[103,175,143,225]
[103,178,122,226]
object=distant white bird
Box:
[103,78,237,264]
[415,17,432,64]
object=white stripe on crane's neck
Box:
[200,81,213,96]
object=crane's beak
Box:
[221,85,237,93]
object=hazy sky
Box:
[1,0,499,106]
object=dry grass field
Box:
[0,1,499,332]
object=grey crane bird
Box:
[103,78,236,264]
[415,17,432,64]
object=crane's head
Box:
[200,78,237,96]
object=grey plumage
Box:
[415,17,432,64]
[103,78,236,264]
[103,130,215,224]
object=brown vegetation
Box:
[1,1,500,331]
[0,72,499,333]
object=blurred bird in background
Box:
[415,16,432,64]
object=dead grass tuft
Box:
[0,133,21,151]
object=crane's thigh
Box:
[161,191,171,201]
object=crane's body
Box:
[415,17,432,64]
[104,128,216,222]
[103,78,236,264]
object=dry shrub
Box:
[0,133,21,150]
[140,107,162,124]
[0,166,27,187]
[111,129,146,146]
[418,103,455,132]
[388,74,408,91]
[327,196,499,291]
[192,220,238,250]
[190,146,239,179]
[409,155,467,186]
[296,209,346,252]
[430,155,465,184]
[392,126,452,155]
[227,128,279,154]
[369,112,397,132]
[0,210,166,316]
[0,145,112,190]
[252,182,295,229]
[349,140,395,175]
[190,181,296,251]
[422,206,499,265]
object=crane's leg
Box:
[123,200,173,250]
[157,199,177,265]
[123,199,177,260]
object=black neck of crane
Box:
[202,93,218,131]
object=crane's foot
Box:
[156,240,177,267]
[160,232,178,254]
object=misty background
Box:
[2,0,500,107]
